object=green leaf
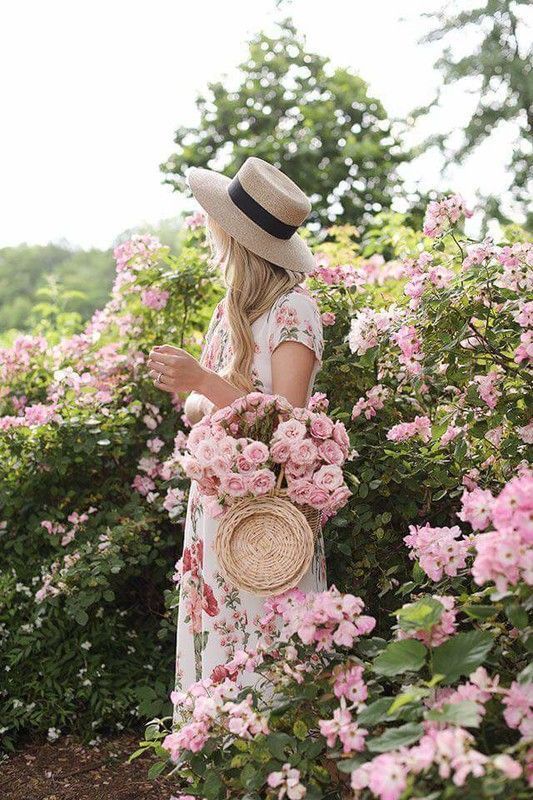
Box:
[293,719,308,740]
[373,640,427,676]
[74,609,88,626]
[147,761,167,780]
[426,700,481,728]
[367,722,424,753]
[387,687,429,714]
[265,732,292,760]
[432,631,493,683]
[336,755,368,773]
[203,770,224,799]
[506,604,528,629]
[357,698,396,726]
[462,605,497,620]
[396,596,444,633]
[240,763,264,791]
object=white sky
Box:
[0,0,529,250]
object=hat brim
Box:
[186,167,316,274]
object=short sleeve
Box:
[267,288,324,365]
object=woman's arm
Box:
[147,345,245,410]
[271,340,316,407]
[147,339,315,412]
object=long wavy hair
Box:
[205,214,303,393]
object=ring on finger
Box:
[156,372,163,384]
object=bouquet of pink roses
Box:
[180,391,352,523]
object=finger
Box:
[147,357,172,372]
[148,352,179,366]
[152,372,173,388]
[152,345,180,355]
[148,367,173,381]
[152,376,174,392]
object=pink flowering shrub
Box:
[136,567,530,799]
[0,225,223,748]
[1,188,531,795]
[135,199,531,799]
[179,391,351,522]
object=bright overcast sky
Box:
[0,0,527,250]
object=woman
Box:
[146,156,327,719]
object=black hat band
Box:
[228,175,298,240]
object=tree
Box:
[411,0,532,227]
[161,17,410,231]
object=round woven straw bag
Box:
[214,467,321,597]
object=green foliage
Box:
[0,242,114,334]
[0,225,221,751]
[413,0,532,226]
[161,17,410,230]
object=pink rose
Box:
[211,406,235,424]
[237,454,255,473]
[274,419,307,442]
[195,439,218,466]
[210,456,233,477]
[332,421,350,453]
[242,441,270,465]
[249,469,276,495]
[218,436,237,459]
[314,464,344,491]
[329,485,352,512]
[270,439,291,463]
[285,460,315,479]
[220,473,248,497]
[310,413,335,439]
[181,454,204,481]
[290,438,319,465]
[287,478,315,505]
[306,486,331,509]
[197,475,219,496]
[321,311,336,326]
[318,439,344,465]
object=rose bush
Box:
[131,198,531,797]
[0,224,222,751]
[1,192,531,800]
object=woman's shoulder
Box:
[270,285,321,319]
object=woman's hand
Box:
[147,345,205,394]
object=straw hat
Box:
[186,156,316,273]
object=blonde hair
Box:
[205,214,303,393]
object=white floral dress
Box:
[172,286,327,721]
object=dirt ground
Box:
[0,732,174,800]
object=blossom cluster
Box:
[386,415,432,444]
[422,193,473,238]
[351,724,521,800]
[392,323,425,375]
[468,470,533,593]
[403,523,471,582]
[347,305,403,356]
[113,233,162,274]
[179,392,352,520]
[259,584,376,652]
[405,471,533,593]
[495,242,533,292]
[163,679,269,762]
[313,252,404,288]
[403,250,454,309]
[351,384,389,420]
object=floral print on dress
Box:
[267,287,324,365]
[172,285,327,726]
